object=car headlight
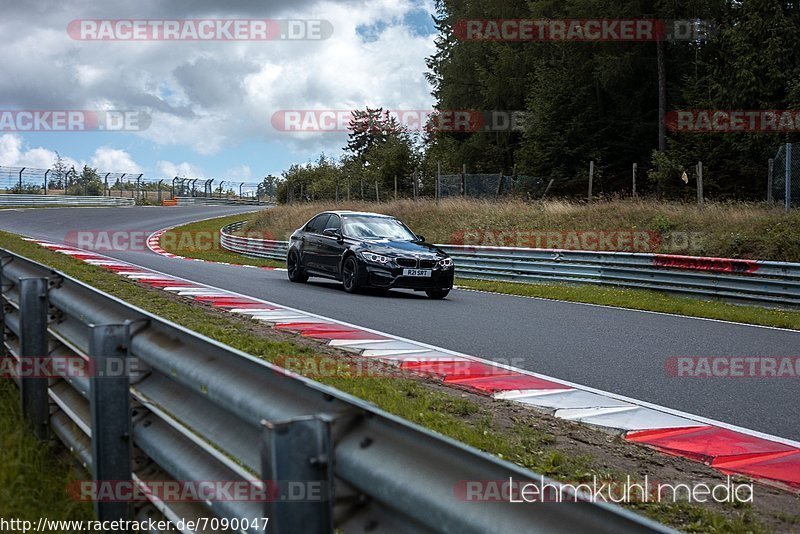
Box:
[361,251,391,264]
[438,258,454,269]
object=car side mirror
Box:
[416,234,425,242]
[323,228,342,239]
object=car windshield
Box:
[341,216,418,240]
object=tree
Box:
[50,152,69,190]
[67,165,103,196]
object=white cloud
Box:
[90,147,141,172]
[223,164,252,180]
[155,160,205,179]
[0,133,81,169]
[0,0,437,157]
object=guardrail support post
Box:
[19,277,49,440]
[0,257,7,357]
[89,323,133,524]
[261,416,334,534]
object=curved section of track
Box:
[1,206,798,441]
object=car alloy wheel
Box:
[342,255,360,293]
[287,250,308,283]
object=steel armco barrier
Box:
[220,220,288,260]
[220,221,800,307]
[0,194,135,207]
[0,249,668,533]
[174,197,269,207]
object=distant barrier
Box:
[175,197,268,207]
[0,194,134,207]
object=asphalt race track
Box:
[1,206,798,440]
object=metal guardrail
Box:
[0,194,135,207]
[220,221,288,260]
[0,249,665,533]
[220,221,800,306]
[175,197,268,207]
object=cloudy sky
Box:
[0,0,437,182]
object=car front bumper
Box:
[360,262,454,291]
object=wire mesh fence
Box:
[437,173,546,199]
[0,165,264,202]
[770,143,800,210]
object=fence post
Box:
[632,163,637,197]
[394,175,397,200]
[542,179,554,199]
[261,416,335,534]
[88,323,133,524]
[786,143,792,213]
[496,170,504,198]
[19,277,49,440]
[436,161,441,201]
[696,161,704,205]
[588,161,594,202]
[375,181,380,202]
[461,164,466,197]
[767,158,774,205]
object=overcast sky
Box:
[0,0,437,181]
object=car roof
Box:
[321,210,393,218]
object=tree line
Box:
[271,1,800,203]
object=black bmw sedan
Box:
[286,211,454,298]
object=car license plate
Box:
[403,268,432,277]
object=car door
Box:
[318,214,345,274]
[301,214,331,273]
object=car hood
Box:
[356,239,446,257]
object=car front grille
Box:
[396,258,417,268]
[419,259,437,269]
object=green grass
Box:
[158,213,283,268]
[455,278,800,331]
[0,380,94,522]
[0,230,787,532]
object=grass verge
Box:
[0,379,94,522]
[2,230,799,532]
[455,278,800,331]
[158,213,283,268]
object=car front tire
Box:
[425,288,450,299]
[342,255,361,293]
[287,250,309,283]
